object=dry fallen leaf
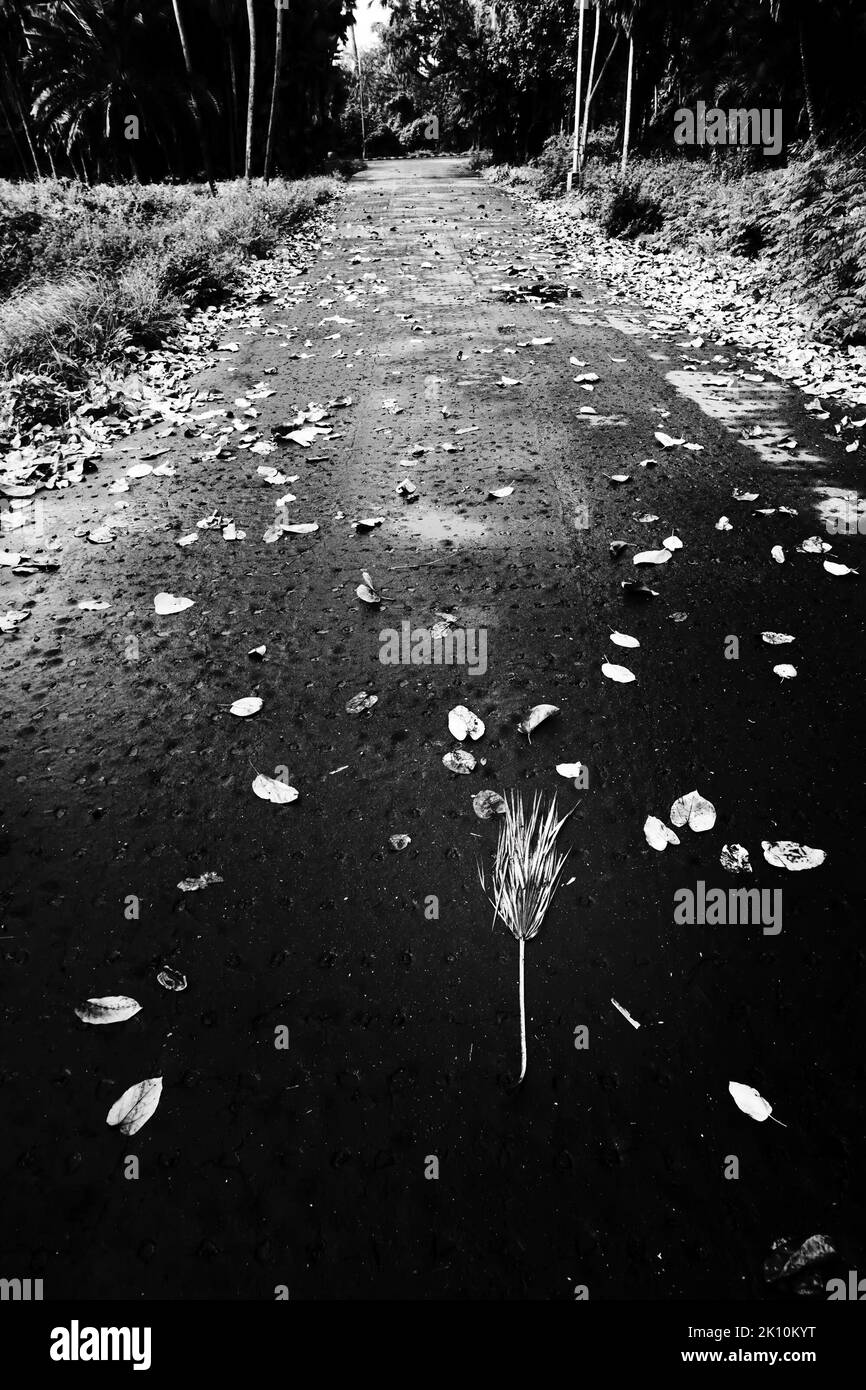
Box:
[448,705,485,741]
[720,844,752,874]
[443,749,476,774]
[555,762,584,779]
[761,840,826,871]
[252,774,298,804]
[177,872,223,892]
[773,663,797,679]
[106,1077,163,1136]
[345,691,378,714]
[643,816,680,851]
[602,661,635,683]
[230,697,263,717]
[729,1080,781,1125]
[610,631,640,648]
[633,549,672,565]
[153,592,194,615]
[472,789,506,819]
[670,789,716,832]
[517,703,559,740]
[75,996,141,1025]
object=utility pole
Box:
[567,0,591,193]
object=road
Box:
[1,158,863,1300]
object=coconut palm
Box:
[170,0,217,192]
[244,0,256,185]
[263,0,287,183]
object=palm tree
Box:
[263,0,287,183]
[24,0,189,181]
[244,0,257,185]
[170,0,217,193]
[621,31,634,172]
[767,0,821,143]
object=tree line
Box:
[0,0,358,184]
[348,0,866,162]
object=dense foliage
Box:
[343,0,866,160]
[0,0,357,182]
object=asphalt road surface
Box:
[1,158,863,1301]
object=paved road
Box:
[2,158,863,1300]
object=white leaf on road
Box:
[178,871,223,891]
[670,789,716,832]
[153,593,194,615]
[443,749,476,774]
[107,1077,163,1135]
[448,705,485,741]
[75,997,141,1025]
[762,840,826,871]
[720,844,752,874]
[643,816,680,851]
[729,1081,777,1124]
[633,549,672,565]
[517,703,559,739]
[472,790,506,819]
[602,661,636,683]
[252,774,298,803]
[230,697,262,717]
[610,631,640,648]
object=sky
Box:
[348,0,391,52]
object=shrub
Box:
[536,133,574,199]
[599,177,664,238]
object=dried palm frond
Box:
[478,791,573,1085]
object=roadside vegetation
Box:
[0,178,339,385]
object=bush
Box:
[365,124,402,158]
[536,133,574,199]
[398,116,438,153]
[0,268,181,381]
[598,177,664,239]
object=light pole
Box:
[566,0,593,193]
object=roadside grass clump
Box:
[0,267,181,381]
[478,791,572,1086]
[0,177,340,383]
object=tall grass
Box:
[0,178,339,384]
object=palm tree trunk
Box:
[517,937,527,1085]
[580,2,601,166]
[798,16,820,144]
[263,1,285,184]
[589,31,618,106]
[1,58,41,178]
[0,88,28,176]
[227,36,240,177]
[244,0,257,187]
[170,0,217,194]
[621,36,634,175]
